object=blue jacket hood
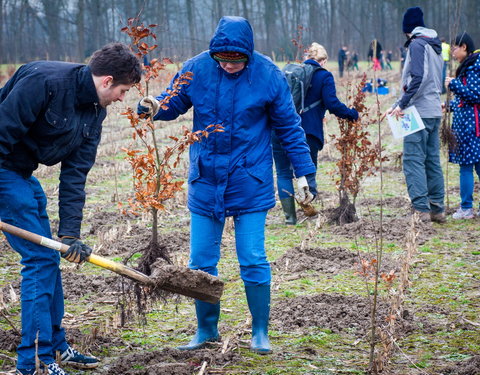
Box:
[209,16,254,60]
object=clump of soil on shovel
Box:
[132,241,223,306]
[149,261,224,304]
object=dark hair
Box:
[454,32,478,78]
[454,32,475,54]
[88,43,142,85]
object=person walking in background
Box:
[272,43,358,225]
[386,50,393,70]
[138,16,316,355]
[399,46,407,71]
[0,43,141,375]
[441,37,451,94]
[351,51,359,71]
[387,6,446,224]
[338,45,348,78]
[368,39,383,71]
[445,32,480,219]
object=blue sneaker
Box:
[17,363,69,375]
[60,346,99,369]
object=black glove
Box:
[60,237,92,264]
[305,172,318,198]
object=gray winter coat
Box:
[394,27,443,118]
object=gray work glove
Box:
[60,237,92,264]
[137,95,160,117]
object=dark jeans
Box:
[402,118,445,213]
[272,132,321,199]
[0,168,68,369]
[459,162,480,209]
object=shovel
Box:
[0,220,223,304]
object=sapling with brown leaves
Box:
[119,18,222,262]
[330,74,386,225]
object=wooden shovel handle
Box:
[0,220,153,285]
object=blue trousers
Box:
[272,132,321,199]
[403,118,445,213]
[189,211,270,286]
[459,162,480,209]
[0,169,67,369]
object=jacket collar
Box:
[304,59,321,67]
[76,66,100,106]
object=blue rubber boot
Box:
[245,285,272,354]
[177,300,220,350]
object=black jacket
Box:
[0,61,106,237]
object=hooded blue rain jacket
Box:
[153,16,315,220]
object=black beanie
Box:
[454,32,476,54]
[402,7,425,34]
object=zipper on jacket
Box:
[94,102,99,117]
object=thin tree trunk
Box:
[76,0,85,62]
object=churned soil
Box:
[61,269,120,301]
[272,245,399,278]
[0,327,130,353]
[440,355,480,375]
[0,328,20,351]
[330,215,436,245]
[104,347,240,375]
[270,293,436,338]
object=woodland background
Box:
[0,0,479,65]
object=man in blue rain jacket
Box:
[138,16,316,354]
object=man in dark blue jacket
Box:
[138,16,316,355]
[0,43,141,375]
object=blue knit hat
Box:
[402,7,425,34]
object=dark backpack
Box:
[282,63,323,114]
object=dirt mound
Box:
[272,246,400,279]
[95,224,190,258]
[357,196,411,210]
[66,327,133,353]
[0,327,127,353]
[273,246,356,274]
[440,355,480,375]
[105,347,240,375]
[330,216,435,244]
[61,269,120,301]
[0,328,20,351]
[271,293,432,337]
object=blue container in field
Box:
[377,86,389,95]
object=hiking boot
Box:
[60,346,99,369]
[430,211,446,223]
[452,207,474,220]
[412,210,430,223]
[17,363,69,375]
